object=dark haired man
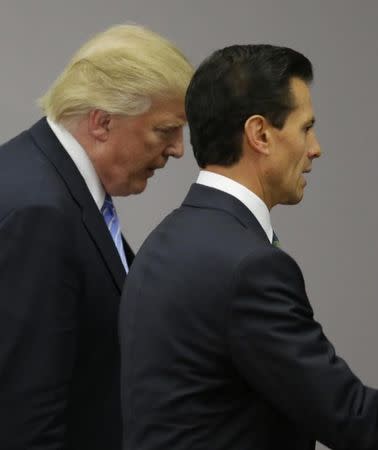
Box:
[119,45,378,450]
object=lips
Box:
[146,165,165,178]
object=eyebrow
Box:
[158,121,185,129]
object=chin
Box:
[284,191,304,205]
[129,179,148,196]
[293,192,304,204]
[110,179,147,197]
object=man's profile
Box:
[0,24,192,450]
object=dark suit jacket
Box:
[120,183,378,450]
[0,118,134,450]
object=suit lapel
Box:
[182,183,270,243]
[29,118,127,292]
[122,236,135,267]
[81,208,126,292]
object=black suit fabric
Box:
[0,118,133,450]
[120,183,378,450]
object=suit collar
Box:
[182,183,270,243]
[196,170,273,242]
[29,118,127,292]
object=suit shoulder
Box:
[0,130,77,214]
[231,245,309,313]
[135,205,276,289]
[236,244,305,283]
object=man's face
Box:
[94,99,186,196]
[266,77,321,207]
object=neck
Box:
[204,164,272,210]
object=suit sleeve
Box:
[227,246,378,450]
[0,205,79,450]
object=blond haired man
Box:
[0,24,192,450]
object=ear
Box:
[88,109,112,142]
[244,115,270,155]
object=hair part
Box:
[39,24,193,125]
[185,44,313,168]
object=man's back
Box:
[121,184,318,449]
[121,183,378,450]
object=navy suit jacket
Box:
[120,183,378,450]
[0,118,133,450]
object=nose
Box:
[308,133,321,160]
[164,128,184,159]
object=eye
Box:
[303,119,315,133]
[304,124,313,133]
[157,128,171,134]
[155,126,182,136]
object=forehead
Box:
[116,98,186,133]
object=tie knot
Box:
[272,231,280,247]
[101,195,116,220]
[101,194,114,212]
[101,194,117,234]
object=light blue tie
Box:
[101,194,129,273]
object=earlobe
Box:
[88,109,111,142]
[244,115,270,155]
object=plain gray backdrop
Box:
[1,1,377,448]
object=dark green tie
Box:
[272,231,280,248]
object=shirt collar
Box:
[47,117,105,210]
[196,170,273,242]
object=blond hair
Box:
[39,24,193,124]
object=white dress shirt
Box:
[196,170,274,243]
[47,118,129,272]
[47,118,105,210]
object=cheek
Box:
[288,140,307,171]
[263,164,285,188]
[139,132,163,153]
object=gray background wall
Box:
[1,1,378,448]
